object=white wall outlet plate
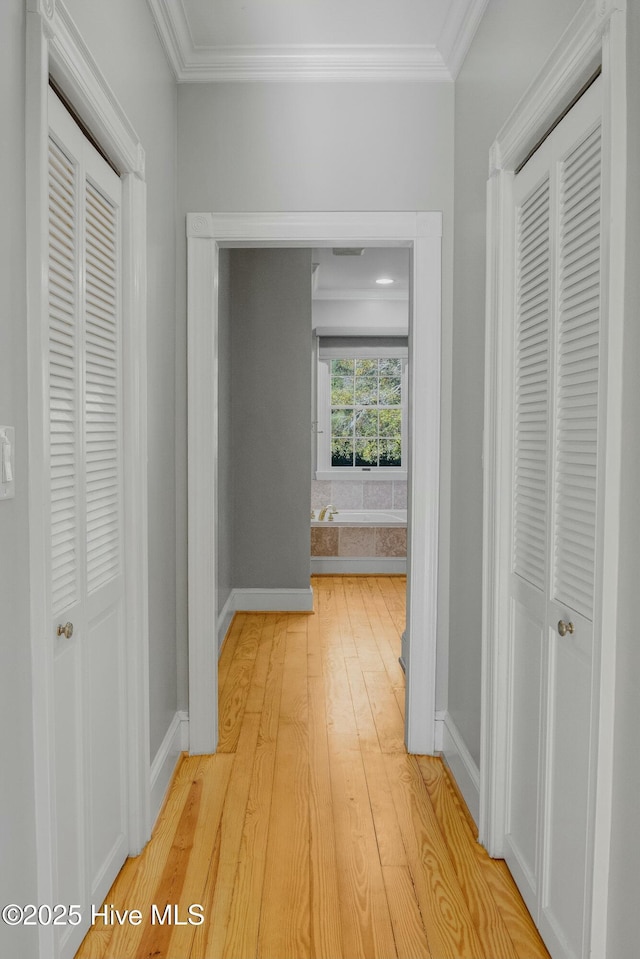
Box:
[0,427,15,500]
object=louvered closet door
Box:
[505,137,552,922]
[48,88,128,959]
[541,93,601,959]
[506,78,602,959]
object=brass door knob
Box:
[557,620,574,637]
[57,622,74,639]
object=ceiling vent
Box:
[332,247,365,256]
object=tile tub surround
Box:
[310,480,332,509]
[374,527,407,557]
[364,481,393,509]
[310,524,407,559]
[391,481,407,509]
[311,478,407,511]
[338,527,376,557]
[311,526,339,556]
[310,481,407,566]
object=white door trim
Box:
[187,211,442,756]
[481,1,626,955]
[26,4,150,955]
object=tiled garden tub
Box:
[311,508,407,573]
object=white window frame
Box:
[316,345,408,481]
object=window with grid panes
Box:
[315,346,407,477]
[330,357,403,467]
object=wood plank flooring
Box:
[76,575,549,959]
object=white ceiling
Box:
[147,0,490,81]
[312,248,409,300]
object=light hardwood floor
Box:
[76,575,549,959]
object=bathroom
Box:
[212,244,409,651]
[310,246,409,574]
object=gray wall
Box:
[606,4,640,955]
[176,80,455,708]
[178,83,454,214]
[450,0,583,766]
[229,249,312,589]
[0,4,38,956]
[62,0,180,755]
[216,250,233,619]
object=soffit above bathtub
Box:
[146,0,489,82]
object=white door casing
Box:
[186,212,442,757]
[481,2,627,957]
[26,4,150,957]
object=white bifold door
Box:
[47,87,128,958]
[505,78,603,959]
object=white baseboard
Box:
[216,587,315,658]
[232,586,314,612]
[149,710,189,824]
[440,710,480,827]
[310,557,406,574]
[217,592,236,654]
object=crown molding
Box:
[438,0,490,79]
[147,0,456,82]
[180,45,450,84]
[147,0,194,76]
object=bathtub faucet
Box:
[318,504,338,521]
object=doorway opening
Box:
[311,246,409,579]
[186,212,442,757]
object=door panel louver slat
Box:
[85,180,120,595]
[563,216,600,249]
[48,138,79,614]
[553,125,601,621]
[513,177,550,591]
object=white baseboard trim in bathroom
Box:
[310,557,406,574]
[232,586,314,612]
[440,711,480,827]
[217,592,236,654]
[150,710,189,824]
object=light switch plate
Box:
[0,427,15,500]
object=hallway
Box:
[76,576,548,959]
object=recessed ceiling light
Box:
[376,277,394,285]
